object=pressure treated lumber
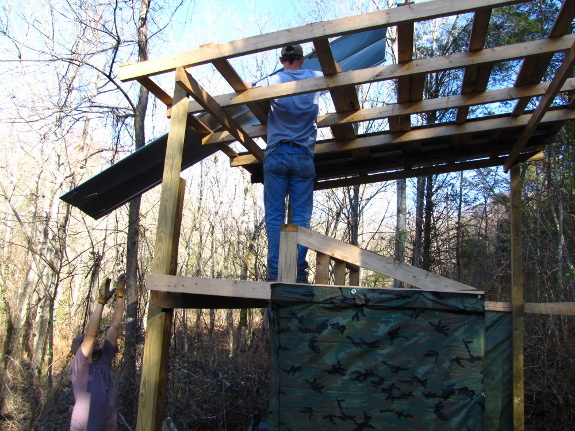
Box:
[186,35,575,114]
[136,77,173,106]
[146,277,575,316]
[146,274,270,300]
[211,58,269,124]
[119,0,526,82]
[175,67,264,161]
[486,302,575,316]
[137,177,186,431]
[314,153,540,190]
[313,37,360,143]
[455,8,492,124]
[231,109,575,168]
[512,0,575,115]
[278,225,299,283]
[315,252,330,284]
[510,166,525,431]
[290,225,476,292]
[504,39,575,171]
[202,78,575,148]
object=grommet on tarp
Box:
[351,288,357,295]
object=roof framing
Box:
[117,0,575,188]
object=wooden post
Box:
[348,267,360,286]
[278,224,298,283]
[333,260,346,285]
[136,82,189,431]
[315,252,330,284]
[510,165,525,431]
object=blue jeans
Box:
[264,143,315,280]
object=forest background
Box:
[0,0,574,429]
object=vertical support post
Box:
[333,260,346,285]
[348,267,360,286]
[278,224,298,283]
[136,82,189,431]
[315,252,330,284]
[510,165,525,431]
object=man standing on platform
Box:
[257,44,340,283]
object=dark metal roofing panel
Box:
[60,28,388,219]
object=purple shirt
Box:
[70,339,118,431]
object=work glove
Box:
[98,278,116,304]
[116,273,126,298]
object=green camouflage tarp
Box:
[268,284,512,431]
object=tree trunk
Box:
[394,179,406,288]
[422,175,434,271]
[412,176,425,267]
[456,171,464,281]
[120,0,150,424]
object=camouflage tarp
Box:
[268,284,512,431]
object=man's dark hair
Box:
[281,53,304,64]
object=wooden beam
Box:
[231,108,575,167]
[150,291,268,309]
[119,0,527,82]
[313,37,362,149]
[150,85,188,275]
[512,0,575,114]
[204,78,575,148]
[278,224,299,283]
[315,252,330,284]
[485,301,575,316]
[290,225,476,292]
[456,9,492,123]
[510,165,525,431]
[313,152,540,190]
[504,39,575,171]
[146,274,484,300]
[524,302,575,315]
[137,177,186,431]
[349,268,360,286]
[394,12,416,133]
[136,76,173,106]
[185,35,575,113]
[204,78,575,145]
[175,67,265,161]
[147,274,270,300]
[333,260,347,285]
[146,277,575,316]
[212,58,269,124]
[187,115,239,158]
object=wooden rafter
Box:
[200,78,575,148]
[455,8,492,124]
[119,0,528,82]
[211,58,270,124]
[512,0,575,115]
[392,4,417,134]
[185,35,575,114]
[175,67,265,161]
[136,76,173,106]
[230,108,575,168]
[312,38,369,160]
[504,39,575,171]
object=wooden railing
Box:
[277,224,476,292]
[145,224,575,316]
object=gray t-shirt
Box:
[257,68,323,157]
[70,339,118,431]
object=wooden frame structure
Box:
[117,1,575,430]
